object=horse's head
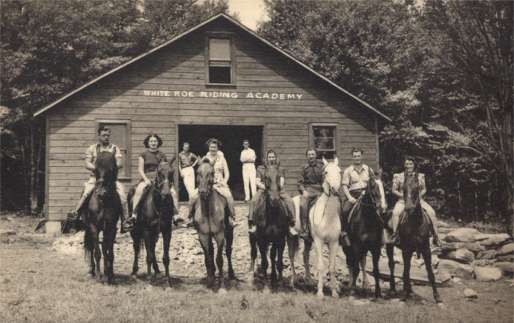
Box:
[403,173,421,217]
[94,151,118,198]
[155,161,173,198]
[264,165,281,208]
[363,170,382,212]
[197,159,214,200]
[322,157,341,195]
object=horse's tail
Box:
[84,227,94,261]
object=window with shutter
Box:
[207,38,233,84]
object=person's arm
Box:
[138,156,151,184]
[392,174,403,198]
[191,153,198,168]
[240,151,245,163]
[178,153,183,170]
[84,146,95,172]
[250,149,256,163]
[341,168,356,202]
[222,156,230,184]
[419,173,427,198]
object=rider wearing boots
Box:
[67,126,130,232]
[340,148,376,246]
[186,138,236,227]
[127,133,180,229]
[297,148,325,240]
[247,150,297,236]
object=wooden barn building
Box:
[34,14,390,235]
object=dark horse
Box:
[128,161,174,286]
[249,166,289,289]
[194,160,235,289]
[396,173,441,303]
[342,171,389,298]
[84,151,121,284]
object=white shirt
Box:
[240,148,256,164]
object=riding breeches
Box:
[242,163,257,201]
[180,166,195,200]
[189,183,236,220]
[390,199,438,235]
[131,180,179,216]
[74,177,127,217]
[248,189,295,225]
[299,187,322,232]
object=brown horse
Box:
[83,151,121,284]
[249,165,289,289]
[397,173,441,303]
[342,170,388,299]
[128,161,174,286]
[194,160,235,290]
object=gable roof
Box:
[34,13,391,121]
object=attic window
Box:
[208,38,232,84]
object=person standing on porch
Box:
[178,142,198,201]
[240,139,257,202]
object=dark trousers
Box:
[299,187,322,232]
[340,189,364,232]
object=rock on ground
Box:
[494,262,514,277]
[474,233,511,247]
[497,243,514,256]
[444,228,480,243]
[437,259,474,279]
[474,266,502,282]
[463,288,478,298]
[441,248,475,264]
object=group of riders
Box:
[68,126,440,247]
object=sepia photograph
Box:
[0,0,512,322]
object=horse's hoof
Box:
[218,288,228,295]
[331,291,338,298]
[317,291,324,298]
[228,271,236,280]
[437,302,446,308]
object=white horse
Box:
[288,158,342,298]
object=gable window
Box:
[310,124,337,159]
[208,38,232,84]
[96,120,131,179]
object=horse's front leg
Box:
[314,238,325,298]
[257,239,269,278]
[225,226,235,280]
[287,236,299,287]
[162,226,172,287]
[150,229,160,276]
[303,239,314,285]
[386,243,396,294]
[142,230,153,277]
[360,256,369,291]
[90,227,102,281]
[270,242,278,289]
[422,244,441,303]
[215,233,225,291]
[131,230,141,277]
[277,238,285,282]
[349,247,361,297]
[401,249,413,301]
[199,234,215,288]
[249,233,257,274]
[328,241,339,298]
[371,247,382,299]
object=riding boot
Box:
[391,229,400,246]
[339,201,351,247]
[298,207,310,240]
[120,201,133,233]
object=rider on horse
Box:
[389,156,440,246]
[340,148,381,246]
[127,133,180,228]
[186,138,236,227]
[297,148,326,240]
[67,126,129,232]
[247,149,297,235]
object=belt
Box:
[181,165,193,169]
[242,161,255,164]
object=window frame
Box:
[309,123,338,158]
[95,119,132,180]
[205,34,236,87]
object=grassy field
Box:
[0,212,512,323]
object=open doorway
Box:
[178,125,264,201]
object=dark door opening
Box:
[178,125,263,201]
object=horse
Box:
[288,158,342,298]
[194,160,235,289]
[249,165,289,289]
[397,173,441,303]
[342,169,388,299]
[128,161,174,286]
[83,151,121,284]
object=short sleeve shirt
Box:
[257,164,286,180]
[204,151,228,184]
[392,172,426,193]
[342,164,374,191]
[140,150,167,174]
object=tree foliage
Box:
[259,0,513,224]
[0,0,228,213]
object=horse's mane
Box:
[95,151,118,183]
